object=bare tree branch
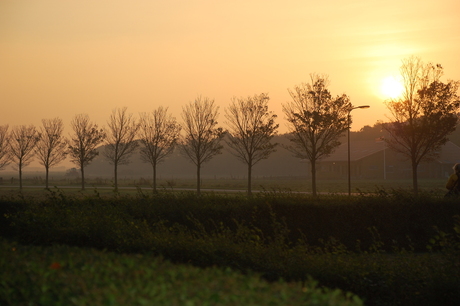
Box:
[180,96,225,195]
[9,125,40,190]
[0,125,11,171]
[35,118,67,188]
[103,107,140,191]
[67,114,105,190]
[225,93,278,195]
[139,107,181,192]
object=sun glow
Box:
[381,76,404,99]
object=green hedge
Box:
[0,239,362,306]
[1,189,459,305]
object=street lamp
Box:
[348,105,370,196]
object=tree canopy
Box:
[384,56,460,194]
[68,114,106,190]
[139,107,181,192]
[283,74,352,196]
[180,96,224,195]
[225,93,278,194]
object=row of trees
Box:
[1,56,458,195]
[0,96,279,195]
[0,79,351,196]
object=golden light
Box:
[381,76,404,99]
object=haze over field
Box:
[1,0,459,134]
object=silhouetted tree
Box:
[9,125,40,190]
[68,114,105,190]
[35,118,67,188]
[103,107,140,192]
[283,74,351,196]
[384,56,460,194]
[139,107,181,192]
[225,93,278,195]
[0,125,11,171]
[180,96,225,195]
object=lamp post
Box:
[348,105,370,196]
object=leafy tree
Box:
[0,125,11,171]
[103,107,140,192]
[225,93,278,195]
[180,96,225,195]
[68,114,105,190]
[283,74,352,196]
[35,118,67,188]
[139,107,181,192]
[384,56,460,194]
[9,125,40,190]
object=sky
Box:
[1,0,459,135]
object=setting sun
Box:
[381,76,404,99]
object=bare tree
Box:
[384,56,460,194]
[139,107,181,192]
[103,107,140,192]
[9,125,40,190]
[68,114,105,190]
[180,96,225,195]
[0,125,11,171]
[225,93,278,195]
[35,118,67,188]
[283,74,351,196]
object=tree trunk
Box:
[114,162,118,192]
[311,160,317,197]
[19,160,23,191]
[80,166,85,190]
[45,166,49,189]
[197,163,201,196]
[412,159,419,195]
[153,162,157,193]
[247,162,252,196]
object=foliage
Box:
[139,106,181,192]
[1,191,460,305]
[283,74,352,196]
[427,215,460,254]
[0,239,362,306]
[67,114,106,190]
[103,107,140,191]
[180,96,225,195]
[384,56,460,194]
[225,93,279,194]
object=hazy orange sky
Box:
[1,0,459,133]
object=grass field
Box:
[0,175,449,195]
